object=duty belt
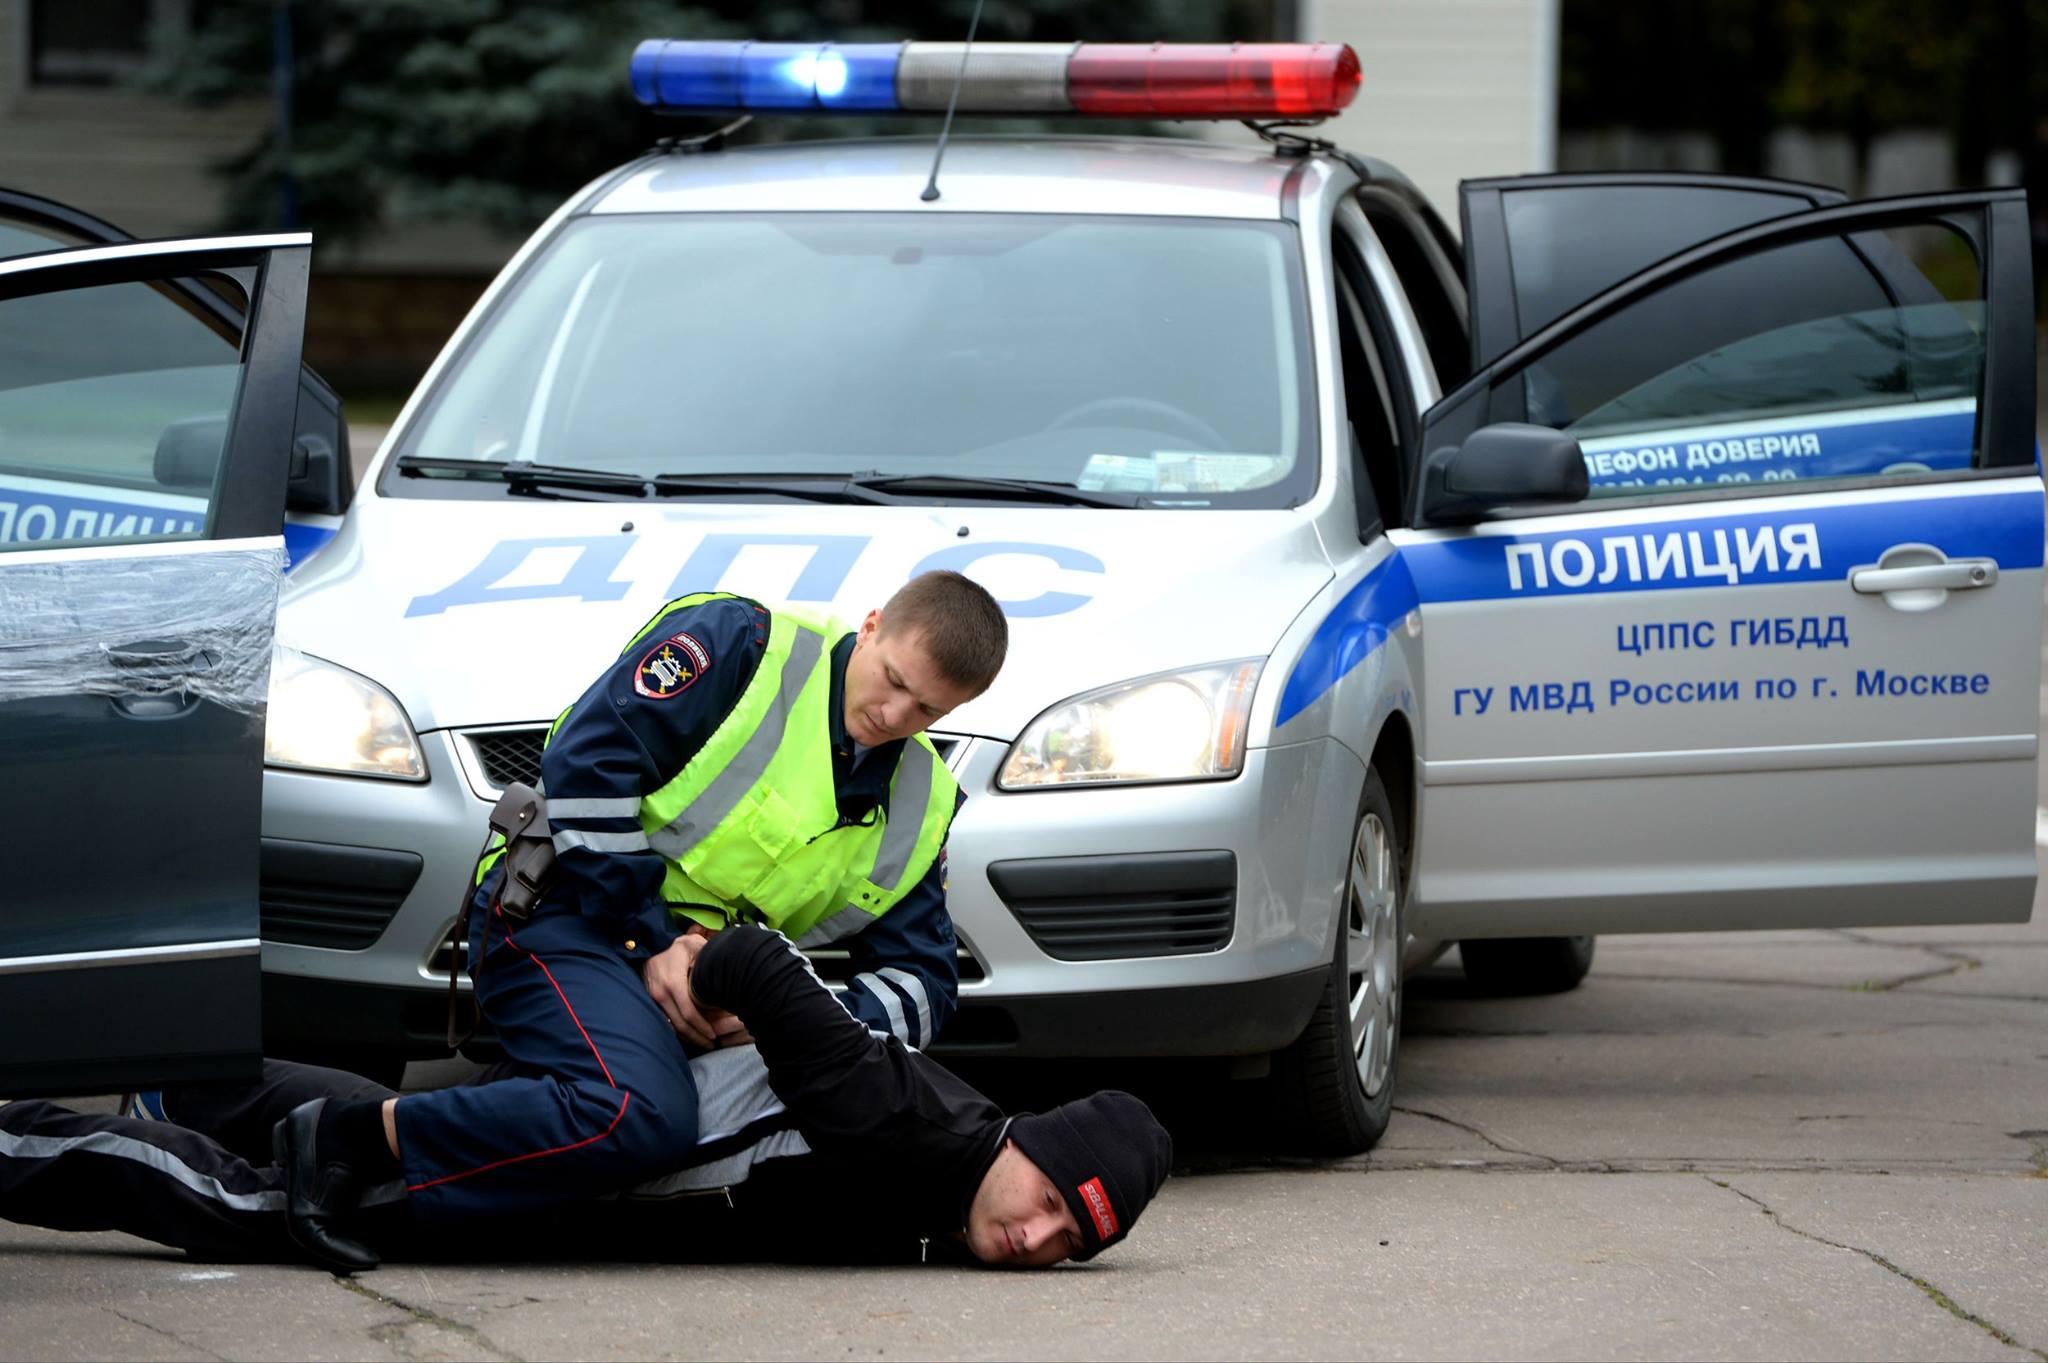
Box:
[447,781,557,1046]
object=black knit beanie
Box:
[1007,1090,1172,1261]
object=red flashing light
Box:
[1067,42,1361,119]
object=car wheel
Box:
[1271,767,1403,1155]
[1459,935,1596,995]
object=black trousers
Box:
[0,1061,395,1261]
[0,1061,777,1265]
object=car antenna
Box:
[919,0,987,202]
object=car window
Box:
[391,212,1317,510]
[0,220,81,260]
[1331,236,1404,531]
[1530,221,1983,496]
[1358,189,1467,390]
[0,272,248,548]
[1499,184,1820,338]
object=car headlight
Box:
[265,647,427,781]
[998,660,1263,790]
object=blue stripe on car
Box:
[1276,485,2044,727]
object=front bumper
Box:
[259,730,1366,1059]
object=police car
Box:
[4,41,2039,1153]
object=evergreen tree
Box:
[146,0,1266,246]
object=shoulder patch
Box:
[633,631,712,700]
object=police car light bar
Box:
[629,40,1361,120]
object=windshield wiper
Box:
[647,473,901,506]
[394,456,653,499]
[846,472,1141,509]
[395,459,903,505]
[394,458,1136,508]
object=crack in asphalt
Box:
[1562,970,2043,1003]
[338,1275,525,1362]
[1560,932,2014,999]
[1707,1176,2048,1361]
[104,1306,229,1362]
[1830,930,1985,991]
[1389,1104,1562,1165]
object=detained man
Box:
[0,925,1173,1270]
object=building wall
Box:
[1301,0,1559,222]
[0,0,263,238]
[0,0,510,393]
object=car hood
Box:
[278,498,1334,740]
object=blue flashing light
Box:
[736,42,827,109]
[630,38,902,113]
[631,39,742,109]
[816,44,903,110]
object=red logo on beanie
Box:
[1077,1176,1119,1240]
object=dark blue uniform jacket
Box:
[526,595,958,1049]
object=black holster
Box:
[446,782,557,1047]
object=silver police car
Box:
[236,41,2042,1153]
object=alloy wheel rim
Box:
[1346,810,1399,1098]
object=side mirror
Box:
[287,377,354,515]
[1418,422,1588,525]
[154,415,226,489]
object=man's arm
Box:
[538,596,767,960]
[842,852,958,1049]
[689,925,1001,1156]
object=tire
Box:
[1459,935,1596,995]
[1270,766,1404,1155]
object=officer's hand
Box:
[642,932,717,1050]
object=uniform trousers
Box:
[389,900,704,1223]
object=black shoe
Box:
[272,1098,381,1274]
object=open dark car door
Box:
[1459,172,1849,370]
[0,186,351,522]
[0,232,310,1095]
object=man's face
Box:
[842,609,979,747]
[963,1139,1086,1268]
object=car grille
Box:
[987,851,1236,961]
[260,839,423,950]
[462,727,961,798]
[468,727,548,792]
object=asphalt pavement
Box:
[0,424,2043,1360]
[6,913,2043,1361]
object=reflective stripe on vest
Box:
[630,596,956,939]
[645,625,825,863]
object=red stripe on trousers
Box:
[404,906,628,1192]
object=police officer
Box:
[276,571,1008,1261]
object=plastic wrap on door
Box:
[0,544,284,715]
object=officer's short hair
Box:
[881,571,1008,695]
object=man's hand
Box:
[642,927,753,1050]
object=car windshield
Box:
[386,212,1314,508]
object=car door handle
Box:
[106,638,210,670]
[1849,559,1998,594]
[104,639,211,718]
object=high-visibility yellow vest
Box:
[502,593,959,946]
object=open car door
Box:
[0,233,310,1095]
[1396,189,2040,939]
[1458,172,1848,369]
